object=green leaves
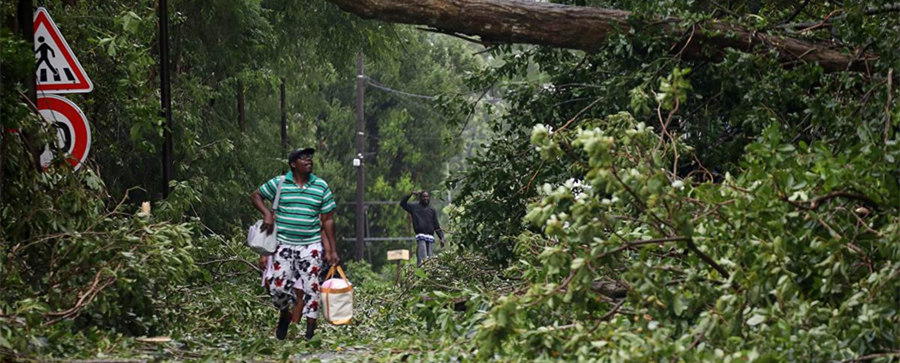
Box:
[746,314,766,326]
[656,67,692,111]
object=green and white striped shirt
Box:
[259,171,336,245]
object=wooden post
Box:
[387,250,409,286]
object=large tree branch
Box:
[323,0,876,73]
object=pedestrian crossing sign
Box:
[33,7,93,94]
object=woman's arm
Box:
[320,212,340,266]
[250,190,275,234]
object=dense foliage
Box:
[451,0,900,265]
[2,0,899,362]
[441,0,900,361]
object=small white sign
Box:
[387,250,410,261]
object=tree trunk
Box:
[322,0,875,73]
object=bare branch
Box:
[685,238,731,280]
[840,351,900,363]
[785,191,879,211]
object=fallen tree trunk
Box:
[323,0,876,73]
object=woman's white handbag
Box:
[246,176,285,256]
[321,266,354,325]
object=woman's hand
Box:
[325,251,340,267]
[260,212,275,235]
[258,255,268,271]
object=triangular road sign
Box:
[33,7,93,94]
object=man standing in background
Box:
[400,191,445,267]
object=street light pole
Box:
[354,51,366,261]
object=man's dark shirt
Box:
[400,194,444,240]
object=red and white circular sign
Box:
[38,94,91,171]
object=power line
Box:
[365,77,451,122]
[365,77,437,100]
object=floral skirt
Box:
[264,243,325,319]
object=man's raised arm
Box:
[399,191,416,212]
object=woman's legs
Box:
[269,243,324,340]
[269,245,301,339]
[269,246,298,311]
[294,243,324,340]
[291,291,304,323]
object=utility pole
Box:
[17,0,36,104]
[354,51,365,262]
[281,77,287,152]
[158,0,173,197]
[237,81,245,132]
[15,0,41,173]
